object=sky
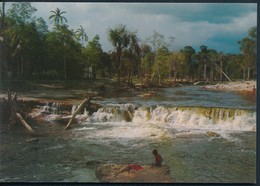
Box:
[6,2,257,53]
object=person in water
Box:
[152,149,163,166]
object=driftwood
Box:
[64,96,92,130]
[16,113,34,133]
[3,91,34,134]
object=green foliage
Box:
[238,26,257,79]
[179,46,196,80]
[75,25,88,47]
[49,8,67,29]
[108,24,131,85]
[1,3,256,83]
[8,2,37,25]
[83,35,103,78]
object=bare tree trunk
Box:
[156,58,161,85]
[219,59,223,82]
[16,113,34,133]
[215,64,232,82]
[117,49,121,86]
[243,67,246,80]
[203,59,207,81]
[64,52,67,81]
[247,67,250,80]
[21,53,24,78]
[210,61,214,81]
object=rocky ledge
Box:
[95,163,174,183]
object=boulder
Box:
[206,131,220,137]
[95,163,174,183]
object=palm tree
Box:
[108,24,130,85]
[75,25,88,47]
[49,8,68,80]
[49,8,67,28]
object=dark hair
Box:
[152,149,158,155]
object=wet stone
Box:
[95,164,174,183]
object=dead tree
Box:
[3,91,34,133]
[215,64,232,82]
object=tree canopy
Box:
[0,2,257,84]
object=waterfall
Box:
[89,104,135,122]
[38,102,255,132]
[88,104,256,132]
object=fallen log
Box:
[16,113,34,133]
[64,96,92,130]
[3,91,35,134]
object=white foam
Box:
[131,106,256,132]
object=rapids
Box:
[0,86,256,183]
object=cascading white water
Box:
[87,104,256,132]
[41,102,61,114]
[37,102,256,132]
[89,103,135,122]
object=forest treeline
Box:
[0,3,257,86]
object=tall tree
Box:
[127,32,141,84]
[179,46,196,81]
[49,8,67,29]
[208,49,217,81]
[141,43,154,83]
[108,24,130,85]
[75,25,88,48]
[152,45,171,83]
[5,2,40,79]
[49,8,69,80]
[84,35,103,79]
[149,31,166,85]
[8,2,37,24]
[199,45,208,81]
[238,26,257,80]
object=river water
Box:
[0,86,256,183]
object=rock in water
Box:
[206,131,220,137]
[95,164,174,183]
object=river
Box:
[0,86,256,183]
